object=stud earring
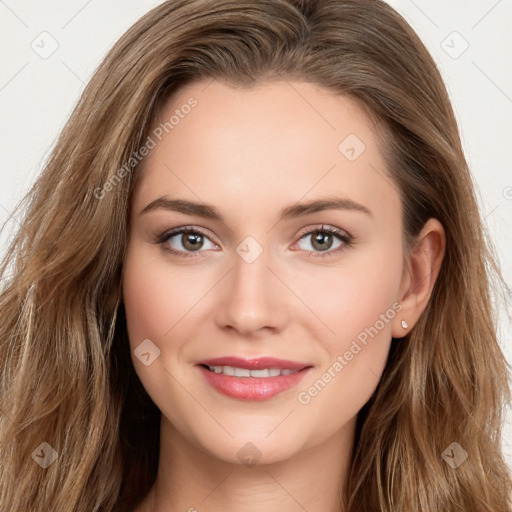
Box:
[401,320,408,329]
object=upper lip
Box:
[197,356,312,371]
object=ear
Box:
[392,218,446,337]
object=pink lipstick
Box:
[196,356,313,401]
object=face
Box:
[122,79,407,465]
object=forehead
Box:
[131,80,399,224]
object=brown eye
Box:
[158,227,217,257]
[295,225,353,259]
[181,232,205,251]
[309,230,336,251]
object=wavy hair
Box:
[1,0,511,510]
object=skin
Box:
[123,79,445,512]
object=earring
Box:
[401,320,408,329]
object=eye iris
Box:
[311,231,333,251]
[182,232,203,251]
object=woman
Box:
[1,0,511,510]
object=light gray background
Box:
[1,0,511,468]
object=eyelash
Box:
[156,224,354,260]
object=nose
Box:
[213,245,289,338]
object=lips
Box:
[195,356,313,401]
[197,356,311,371]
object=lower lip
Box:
[197,365,312,401]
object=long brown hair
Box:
[1,1,511,510]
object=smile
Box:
[203,364,300,377]
[196,360,312,401]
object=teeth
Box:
[234,367,250,377]
[206,365,299,378]
[251,368,273,377]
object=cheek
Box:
[294,244,402,405]
[121,245,197,411]
[295,279,398,432]
[122,258,164,347]
[122,245,201,345]
[295,248,402,344]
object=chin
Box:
[195,430,307,467]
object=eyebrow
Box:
[139,195,372,220]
